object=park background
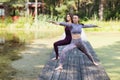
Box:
[0,0,120,80]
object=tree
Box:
[98,0,105,21]
[1,0,120,20]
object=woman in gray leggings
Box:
[49,14,98,70]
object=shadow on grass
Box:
[95,41,120,80]
[11,42,53,79]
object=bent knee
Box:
[54,42,58,47]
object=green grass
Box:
[0,56,15,79]
[86,32,120,80]
[0,16,120,42]
[83,20,120,32]
[0,36,25,79]
[0,16,64,42]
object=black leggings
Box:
[54,38,71,59]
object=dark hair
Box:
[64,13,73,23]
[73,13,84,25]
[73,14,79,18]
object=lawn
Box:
[86,32,120,80]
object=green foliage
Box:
[0,56,16,80]
[55,1,76,17]
[83,20,120,32]
[43,0,120,20]
[55,5,67,14]
[0,32,25,79]
[0,15,64,42]
[36,15,64,38]
[1,0,120,20]
[0,15,63,78]
[0,17,12,28]
[0,0,10,2]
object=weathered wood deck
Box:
[39,40,110,80]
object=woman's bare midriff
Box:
[72,34,81,39]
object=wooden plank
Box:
[58,55,68,80]
[83,56,93,80]
[59,49,79,80]
[39,40,110,80]
[38,53,58,80]
[51,70,61,80]
[73,55,81,80]
[66,55,73,80]
[70,56,77,80]
[80,55,89,80]
[77,55,82,80]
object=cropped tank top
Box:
[59,22,97,34]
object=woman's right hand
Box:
[47,21,59,25]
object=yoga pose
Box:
[52,13,72,60]
[49,14,98,70]
[53,14,88,60]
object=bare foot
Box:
[93,62,99,66]
[55,66,63,71]
[51,57,60,61]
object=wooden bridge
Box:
[39,40,110,80]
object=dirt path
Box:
[11,38,58,80]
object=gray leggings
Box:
[60,38,94,64]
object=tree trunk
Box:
[99,0,105,21]
[77,0,80,11]
[34,0,38,23]
[41,0,45,14]
[26,0,29,16]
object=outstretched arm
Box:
[47,21,59,25]
[83,24,98,28]
[48,21,72,27]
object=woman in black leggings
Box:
[52,13,73,60]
